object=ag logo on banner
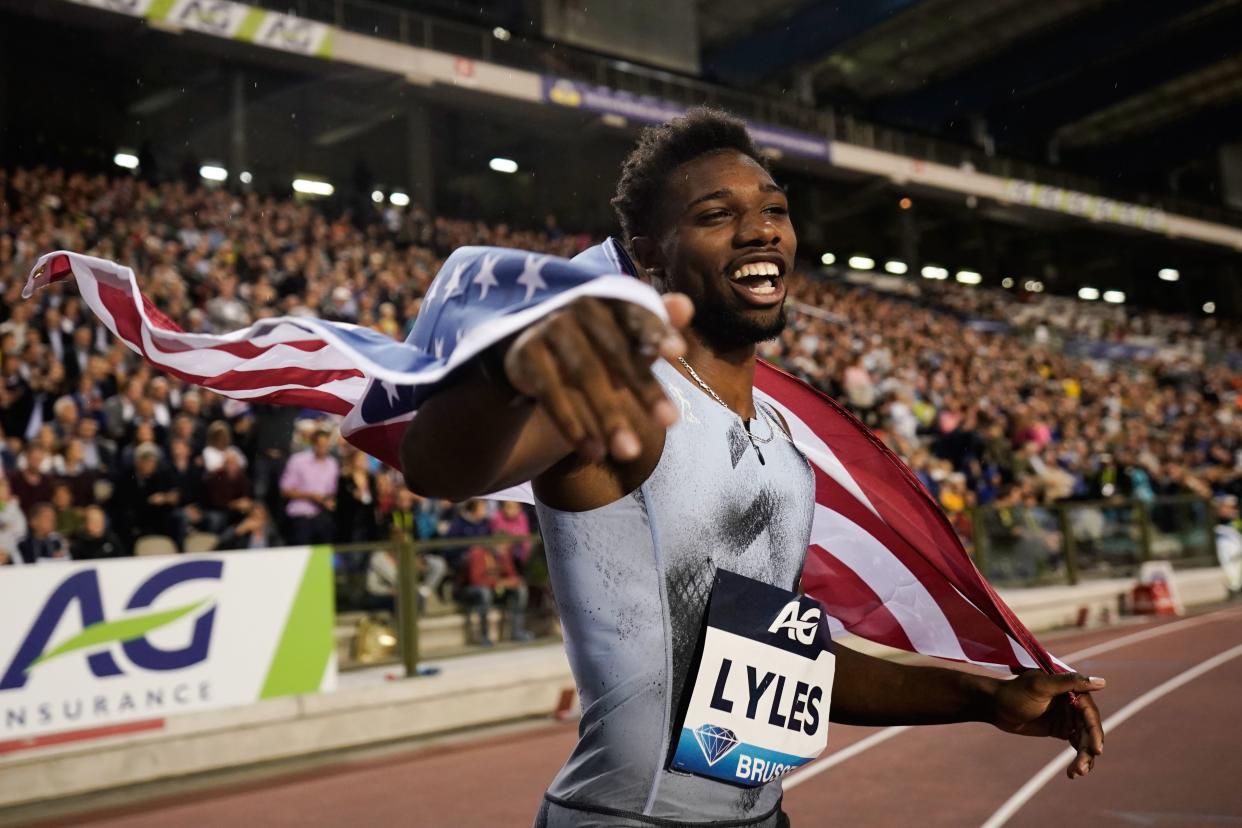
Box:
[2,560,221,692]
[0,547,334,741]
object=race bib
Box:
[668,569,835,787]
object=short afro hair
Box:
[611,107,768,244]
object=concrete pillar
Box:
[229,70,246,188]
[0,26,9,164]
[406,100,436,214]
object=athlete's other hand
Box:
[504,294,694,463]
[991,671,1105,779]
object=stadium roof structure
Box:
[701,0,1242,220]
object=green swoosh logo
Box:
[31,600,211,669]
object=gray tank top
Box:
[535,359,815,825]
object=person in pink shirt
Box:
[490,500,532,570]
[279,429,339,545]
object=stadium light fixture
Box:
[1078,287,1100,301]
[492,26,511,41]
[884,260,908,275]
[1203,301,1216,314]
[489,157,518,174]
[600,113,628,129]
[848,255,875,270]
[292,178,334,197]
[1158,268,1180,282]
[820,252,836,266]
[113,152,139,170]
[239,171,253,185]
[921,265,948,280]
[1102,290,1125,304]
[955,270,982,285]
[1031,281,1044,293]
[199,164,228,182]
[899,197,913,210]
[371,190,384,204]
[390,192,410,207]
[1001,277,1014,289]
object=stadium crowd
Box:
[1,166,1239,590]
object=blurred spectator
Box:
[50,481,83,538]
[120,442,185,549]
[336,450,380,544]
[18,502,70,563]
[53,439,94,503]
[279,429,338,545]
[842,354,877,411]
[50,395,79,441]
[201,420,241,473]
[216,502,282,551]
[363,547,398,613]
[103,376,144,441]
[64,325,96,382]
[206,273,250,330]
[388,488,448,602]
[491,500,533,571]
[168,413,205,455]
[456,543,532,645]
[250,404,297,513]
[72,505,127,560]
[445,498,493,573]
[167,437,205,527]
[0,476,28,565]
[201,447,250,533]
[10,445,55,511]
[75,416,114,473]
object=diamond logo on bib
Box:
[692,723,740,766]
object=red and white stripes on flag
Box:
[755,363,1068,674]
[25,249,1067,676]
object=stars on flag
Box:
[434,337,445,359]
[517,254,549,302]
[475,253,500,301]
[423,271,441,304]
[381,379,400,406]
[442,262,468,298]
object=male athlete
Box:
[401,108,1105,828]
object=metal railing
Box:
[969,494,1216,588]
[331,532,551,676]
[247,0,1241,226]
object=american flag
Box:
[24,243,1066,675]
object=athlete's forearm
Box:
[400,357,570,501]
[401,360,531,500]
[828,643,999,727]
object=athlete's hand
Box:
[991,671,1105,779]
[503,294,694,463]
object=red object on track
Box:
[1131,581,1179,616]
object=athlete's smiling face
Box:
[640,149,796,349]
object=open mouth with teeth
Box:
[728,260,785,306]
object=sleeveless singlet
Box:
[534,360,816,826]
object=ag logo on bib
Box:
[768,600,822,645]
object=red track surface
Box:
[53,606,1242,827]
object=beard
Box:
[691,292,787,349]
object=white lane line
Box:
[783,726,910,791]
[979,641,1242,828]
[783,608,1242,792]
[1060,610,1240,663]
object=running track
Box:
[36,605,1242,827]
